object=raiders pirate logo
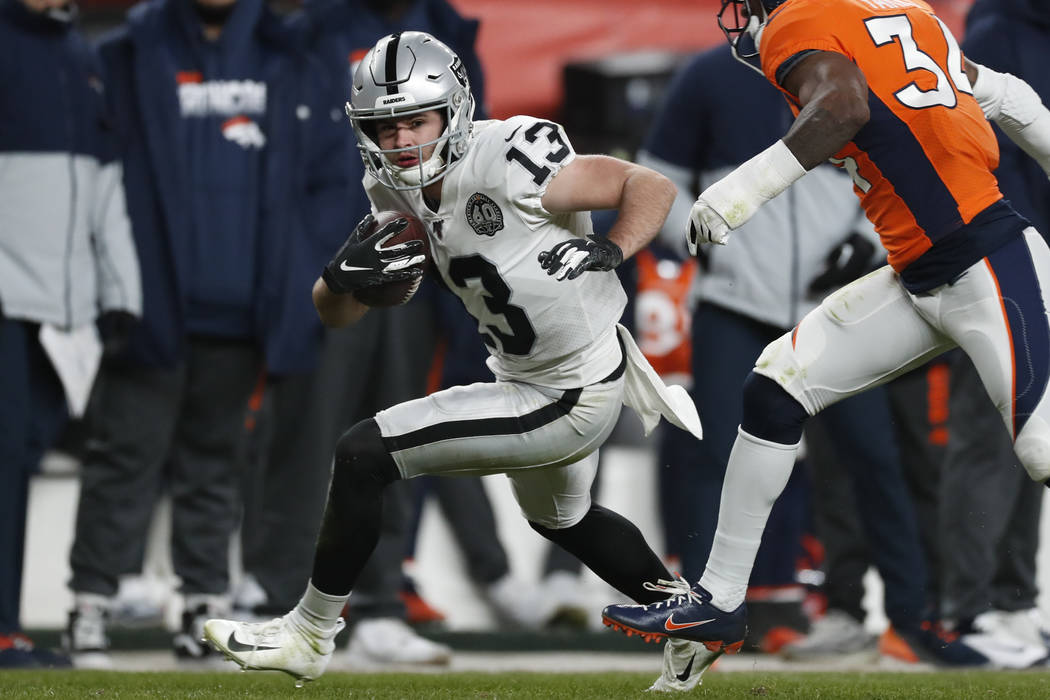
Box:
[450,57,468,89]
[466,193,504,237]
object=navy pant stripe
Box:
[986,236,1050,437]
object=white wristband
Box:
[703,139,807,229]
[972,62,1050,178]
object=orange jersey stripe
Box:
[760,0,1003,272]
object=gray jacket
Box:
[640,151,878,330]
[0,1,141,329]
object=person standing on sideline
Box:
[63,0,334,667]
[203,31,711,693]
[0,0,141,668]
[603,0,1050,682]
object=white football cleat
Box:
[485,574,556,630]
[780,609,876,660]
[203,613,345,683]
[959,610,1049,669]
[647,637,722,693]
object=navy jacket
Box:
[98,0,345,373]
[963,0,1050,239]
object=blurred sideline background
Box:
[21,0,1009,638]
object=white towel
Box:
[39,323,102,418]
[616,324,703,439]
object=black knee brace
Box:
[311,418,400,595]
[331,418,401,488]
[740,372,809,445]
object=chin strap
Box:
[971,62,1050,179]
[391,152,446,187]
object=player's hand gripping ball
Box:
[323,211,430,307]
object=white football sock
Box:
[293,580,349,636]
[699,427,798,612]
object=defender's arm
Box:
[965,58,1050,178]
[686,51,866,252]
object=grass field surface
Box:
[2,670,1048,699]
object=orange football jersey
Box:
[759,0,1003,272]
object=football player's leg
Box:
[204,418,397,680]
[310,418,401,595]
[930,229,1050,482]
[510,451,671,605]
[375,378,624,477]
[703,267,953,612]
[511,448,725,688]
[604,268,953,646]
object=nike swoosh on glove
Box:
[322,214,426,294]
[537,234,623,281]
[687,197,732,255]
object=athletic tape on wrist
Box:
[703,139,807,228]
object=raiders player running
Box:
[204,32,709,691]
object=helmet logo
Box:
[466,193,504,237]
[450,57,468,89]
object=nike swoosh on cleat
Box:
[675,653,696,682]
[664,616,715,632]
[226,632,279,652]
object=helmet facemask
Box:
[718,0,774,74]
[346,32,476,191]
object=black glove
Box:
[97,310,138,360]
[807,232,878,298]
[537,234,623,281]
[321,214,426,295]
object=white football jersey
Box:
[365,116,627,388]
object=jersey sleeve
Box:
[493,115,577,229]
[760,1,855,89]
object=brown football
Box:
[352,210,430,308]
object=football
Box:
[352,210,430,308]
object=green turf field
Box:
[1,670,1048,699]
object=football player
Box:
[602,0,1050,670]
[202,31,710,691]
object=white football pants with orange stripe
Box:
[754,227,1050,481]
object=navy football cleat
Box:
[602,577,747,653]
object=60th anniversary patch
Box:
[466,192,504,237]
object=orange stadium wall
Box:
[75,0,973,120]
[447,0,972,120]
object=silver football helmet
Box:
[346,31,475,191]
